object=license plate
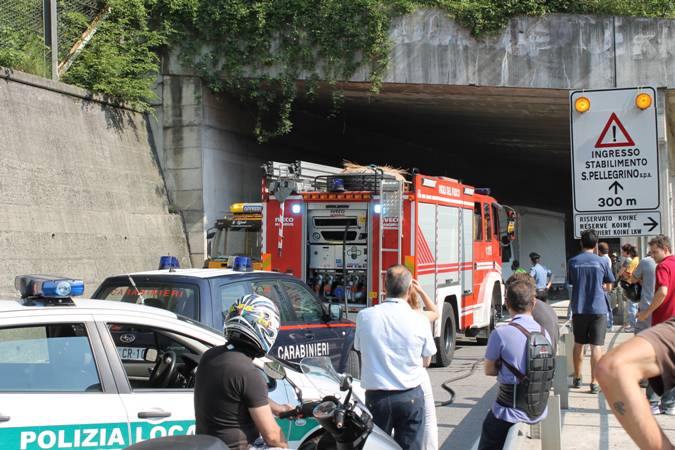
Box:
[117,347,146,361]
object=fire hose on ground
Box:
[435,358,484,407]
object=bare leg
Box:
[573,343,584,378]
[596,337,672,450]
[590,345,604,384]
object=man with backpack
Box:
[478,279,555,450]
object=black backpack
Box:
[497,322,555,420]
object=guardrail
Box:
[529,320,572,449]
[503,422,525,450]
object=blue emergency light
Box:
[329,178,345,192]
[233,256,253,272]
[158,256,180,270]
[15,275,85,299]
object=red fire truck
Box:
[261,161,516,366]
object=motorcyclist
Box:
[194,294,292,449]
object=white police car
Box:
[0,276,328,450]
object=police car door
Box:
[94,316,201,445]
[277,280,341,369]
[0,316,130,450]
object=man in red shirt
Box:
[638,235,675,326]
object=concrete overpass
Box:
[153,11,675,266]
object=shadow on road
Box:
[440,384,498,450]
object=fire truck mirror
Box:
[329,304,344,321]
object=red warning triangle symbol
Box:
[594,112,635,148]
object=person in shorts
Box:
[597,317,675,450]
[567,229,615,394]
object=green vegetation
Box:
[2,0,675,139]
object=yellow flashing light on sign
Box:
[636,93,653,110]
[574,96,591,113]
[230,203,245,213]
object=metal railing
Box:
[0,0,102,79]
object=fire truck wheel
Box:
[477,285,500,345]
[435,303,456,367]
[346,349,361,378]
[476,310,495,346]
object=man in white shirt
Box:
[354,265,436,450]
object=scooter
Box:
[264,357,401,450]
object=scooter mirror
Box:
[263,361,287,380]
[340,374,353,391]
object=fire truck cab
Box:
[261,161,516,366]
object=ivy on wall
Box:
[2,0,675,140]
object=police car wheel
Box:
[346,350,360,378]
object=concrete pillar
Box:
[161,74,205,267]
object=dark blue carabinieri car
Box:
[92,268,359,376]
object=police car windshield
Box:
[98,283,198,319]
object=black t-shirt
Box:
[532,299,559,354]
[194,346,269,449]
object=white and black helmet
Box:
[224,294,280,357]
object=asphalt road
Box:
[427,336,494,449]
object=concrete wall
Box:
[352,11,675,89]
[0,68,190,297]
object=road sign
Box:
[574,212,661,238]
[570,87,661,238]
[570,87,659,213]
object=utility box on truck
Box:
[260,161,517,366]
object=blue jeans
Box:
[366,386,425,450]
[626,301,637,328]
[648,386,675,410]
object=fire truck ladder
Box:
[378,176,404,301]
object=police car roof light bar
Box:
[15,275,84,302]
[233,256,253,272]
[158,256,180,271]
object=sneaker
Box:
[623,326,635,333]
[573,377,582,388]
[664,407,675,416]
[651,405,663,415]
[590,383,600,394]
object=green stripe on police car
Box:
[1,420,195,449]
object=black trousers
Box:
[535,288,549,302]
[478,410,515,450]
[365,386,425,450]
